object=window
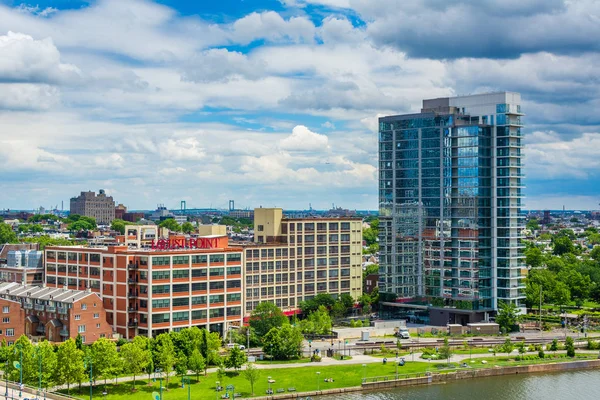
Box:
[1,317,9,323]
[96,324,101,329]
[81,303,87,310]
[209,254,225,263]
[191,296,206,305]
[257,225,264,232]
[172,256,189,265]
[93,313,99,319]
[209,281,224,290]
[210,268,225,277]
[226,266,241,275]
[191,255,207,264]
[152,285,170,294]
[152,313,170,324]
[191,269,207,278]
[173,297,189,306]
[152,256,170,266]
[172,269,189,279]
[227,253,241,262]
[209,294,224,304]
[74,315,81,321]
[191,282,207,291]
[152,299,170,308]
[172,284,189,293]
[6,329,14,337]
[192,310,207,320]
[226,293,241,302]
[152,270,170,280]
[2,306,9,313]
[78,325,86,333]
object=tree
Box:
[590,246,600,261]
[68,220,95,232]
[438,338,453,365]
[153,333,177,387]
[526,218,540,231]
[249,302,288,338]
[0,223,17,244]
[565,336,575,357]
[120,338,151,390]
[550,339,559,352]
[525,247,544,269]
[331,301,347,319]
[92,338,120,388]
[37,340,57,390]
[262,324,304,360]
[188,348,206,382]
[340,293,355,309]
[181,222,195,234]
[8,336,35,385]
[500,338,514,356]
[242,363,260,395]
[496,301,519,333]
[75,333,84,350]
[55,338,85,394]
[224,346,247,372]
[306,306,332,334]
[111,219,126,235]
[553,236,575,256]
[159,218,181,232]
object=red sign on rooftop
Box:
[151,237,219,250]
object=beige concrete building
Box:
[241,208,363,317]
[70,189,116,225]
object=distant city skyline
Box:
[1,1,600,211]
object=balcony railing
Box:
[57,307,67,314]
[46,305,56,313]
[23,303,33,310]
[34,304,45,311]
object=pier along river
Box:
[320,369,600,400]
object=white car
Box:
[226,343,246,350]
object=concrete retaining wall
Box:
[362,359,600,391]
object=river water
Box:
[320,370,600,400]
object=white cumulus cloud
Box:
[279,125,329,151]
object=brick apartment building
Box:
[45,226,244,339]
[0,282,113,344]
[70,189,116,225]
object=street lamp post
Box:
[246,328,250,356]
[182,376,190,400]
[362,364,366,382]
[395,353,399,380]
[267,376,272,394]
[316,372,320,392]
[35,346,43,399]
[84,354,93,400]
[14,343,23,398]
[155,368,163,400]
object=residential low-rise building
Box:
[0,282,113,344]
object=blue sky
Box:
[0,0,599,211]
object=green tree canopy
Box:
[0,222,17,244]
[262,324,304,360]
[224,345,247,372]
[181,222,195,234]
[525,246,544,268]
[55,338,85,394]
[496,301,519,333]
[110,219,126,235]
[120,338,151,390]
[158,218,181,232]
[188,348,206,380]
[299,305,332,335]
[242,363,260,395]
[590,246,600,261]
[91,338,121,386]
[153,333,177,387]
[249,302,288,338]
[553,236,575,256]
[526,218,540,231]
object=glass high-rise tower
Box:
[378,93,525,323]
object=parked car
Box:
[396,329,410,339]
[226,343,246,350]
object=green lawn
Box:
[61,354,599,400]
[64,362,432,400]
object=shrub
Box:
[538,349,545,359]
[565,337,575,357]
[311,355,322,362]
[587,340,600,350]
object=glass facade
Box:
[379,94,525,312]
